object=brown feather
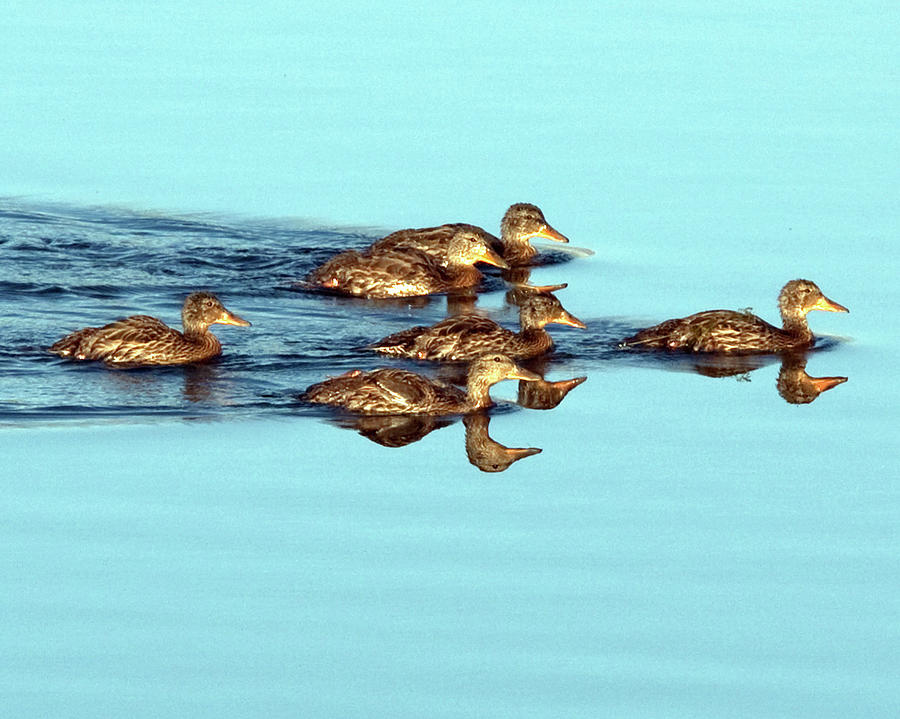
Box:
[49,292,249,366]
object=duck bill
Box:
[475,246,510,269]
[509,281,568,294]
[533,224,570,244]
[812,295,849,313]
[552,310,587,329]
[809,375,848,392]
[506,446,542,459]
[510,366,542,382]
[526,282,568,293]
[547,376,587,392]
[216,310,252,326]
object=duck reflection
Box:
[464,412,541,472]
[181,363,221,403]
[331,413,454,447]
[775,353,847,405]
[501,265,569,307]
[634,350,847,404]
[323,410,542,473]
[517,375,587,410]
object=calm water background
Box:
[2,2,898,717]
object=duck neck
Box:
[182,321,211,341]
[502,236,536,263]
[444,262,481,285]
[780,311,812,340]
[519,327,553,352]
[466,373,496,409]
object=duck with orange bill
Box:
[307,227,507,298]
[620,279,847,353]
[370,291,586,361]
[370,203,570,266]
[302,353,541,415]
[49,292,251,366]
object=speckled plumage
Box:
[370,293,586,361]
[368,203,569,266]
[621,279,848,354]
[49,292,250,366]
[303,353,541,415]
[307,228,507,298]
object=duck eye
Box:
[493,356,501,362]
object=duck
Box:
[302,353,541,414]
[49,292,251,366]
[307,227,508,298]
[370,292,586,361]
[370,203,570,266]
[620,279,848,354]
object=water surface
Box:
[2,1,898,717]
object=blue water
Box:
[2,2,899,717]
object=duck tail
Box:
[369,326,428,356]
[49,328,96,357]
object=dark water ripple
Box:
[0,201,604,424]
[0,200,842,425]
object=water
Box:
[2,2,899,717]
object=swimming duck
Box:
[49,292,250,366]
[620,279,848,353]
[303,353,541,414]
[307,228,508,298]
[370,203,569,266]
[370,292,586,361]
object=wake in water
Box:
[0,201,591,425]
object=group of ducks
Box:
[50,202,849,415]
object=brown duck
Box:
[307,228,507,298]
[370,292,586,361]
[49,292,250,366]
[303,353,541,414]
[370,203,569,266]
[621,279,848,353]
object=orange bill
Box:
[809,375,848,393]
[513,281,569,294]
[505,446,543,460]
[551,310,587,329]
[546,376,588,392]
[532,224,570,243]
[216,310,252,326]
[475,246,510,269]
[812,295,849,313]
